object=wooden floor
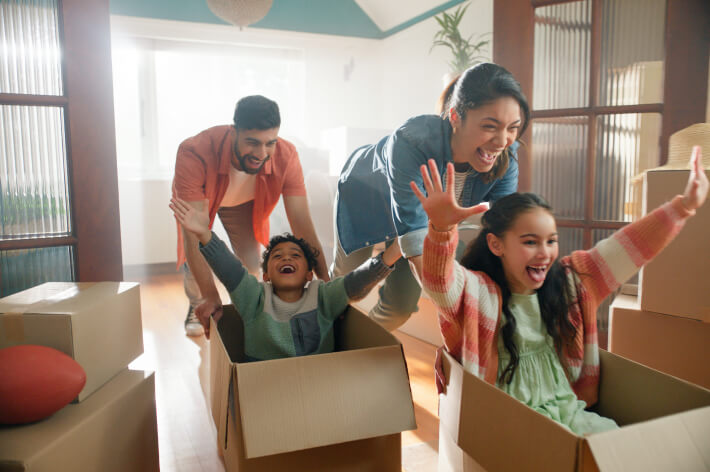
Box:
[128,270,439,472]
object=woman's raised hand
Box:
[681,146,708,212]
[170,197,211,242]
[410,159,489,232]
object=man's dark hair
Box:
[261,233,320,273]
[233,95,281,131]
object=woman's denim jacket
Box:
[336,114,519,258]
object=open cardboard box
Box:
[438,348,710,472]
[0,282,143,401]
[638,169,710,322]
[0,369,158,472]
[209,304,417,471]
[609,294,710,390]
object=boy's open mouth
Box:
[526,265,547,283]
[279,264,296,274]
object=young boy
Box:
[170,197,401,361]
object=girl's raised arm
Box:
[567,146,707,304]
[413,161,499,357]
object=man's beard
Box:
[233,142,270,175]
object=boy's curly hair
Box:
[261,233,320,273]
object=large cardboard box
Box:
[0,369,159,471]
[438,348,710,472]
[609,294,710,390]
[0,282,143,401]
[210,305,417,471]
[638,169,710,322]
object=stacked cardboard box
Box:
[609,169,710,390]
[210,304,417,471]
[0,282,159,471]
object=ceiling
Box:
[110,0,466,39]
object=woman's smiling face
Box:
[487,207,559,295]
[450,96,522,173]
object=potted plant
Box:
[430,2,490,77]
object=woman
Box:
[333,63,530,331]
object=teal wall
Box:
[110,0,466,39]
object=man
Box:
[173,95,329,336]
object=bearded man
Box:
[172,95,328,336]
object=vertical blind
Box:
[0,0,63,95]
[0,0,74,296]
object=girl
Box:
[412,147,707,434]
[334,63,530,331]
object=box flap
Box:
[210,311,242,448]
[438,348,464,442]
[596,350,710,425]
[440,349,579,472]
[586,406,710,471]
[236,345,416,458]
[336,304,401,350]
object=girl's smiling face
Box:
[487,207,559,295]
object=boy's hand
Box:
[195,298,223,339]
[170,197,212,244]
[410,159,489,232]
[381,237,402,267]
[681,146,708,212]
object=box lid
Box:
[0,282,137,316]
[0,283,83,315]
[586,406,710,471]
[235,309,416,458]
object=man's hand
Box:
[195,297,223,339]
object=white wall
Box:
[112,2,495,267]
[379,0,494,125]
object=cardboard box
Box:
[638,169,710,322]
[438,348,710,472]
[0,282,143,401]
[0,369,159,471]
[609,294,710,389]
[210,305,417,471]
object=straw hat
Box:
[661,122,710,170]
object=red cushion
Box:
[0,345,87,424]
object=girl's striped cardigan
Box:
[422,196,694,406]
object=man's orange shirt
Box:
[172,125,306,268]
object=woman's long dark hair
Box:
[460,193,576,385]
[442,63,531,184]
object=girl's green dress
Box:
[496,293,618,435]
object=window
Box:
[1,0,122,296]
[494,0,709,345]
[111,36,305,180]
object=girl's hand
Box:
[410,159,489,232]
[681,146,708,212]
[170,197,211,242]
